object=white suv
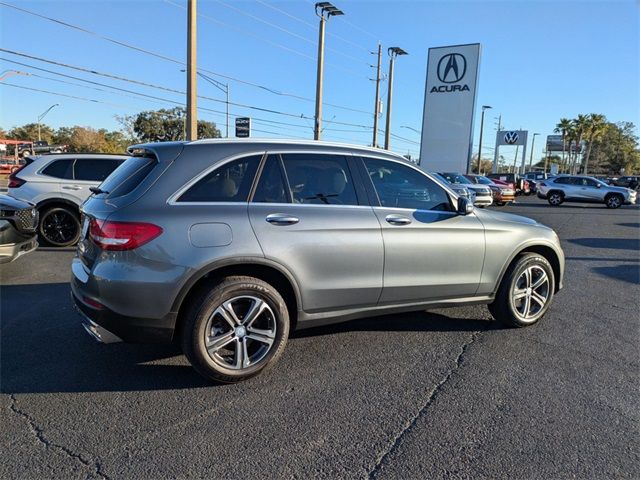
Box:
[537,175,637,208]
[8,154,127,246]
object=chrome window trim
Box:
[371,205,459,216]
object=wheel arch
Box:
[36,197,81,216]
[172,258,302,341]
[495,243,563,295]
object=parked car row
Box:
[0,194,38,264]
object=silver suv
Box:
[8,154,127,246]
[537,175,637,208]
[72,140,564,383]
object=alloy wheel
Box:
[41,209,79,246]
[549,193,562,205]
[606,195,621,208]
[204,295,277,370]
[511,265,550,321]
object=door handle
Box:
[62,185,82,190]
[385,214,412,226]
[265,213,299,226]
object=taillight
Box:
[89,218,163,251]
[7,171,26,188]
[539,182,547,187]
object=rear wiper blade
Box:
[89,187,109,195]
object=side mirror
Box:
[457,196,474,215]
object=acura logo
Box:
[437,53,467,83]
[504,131,519,144]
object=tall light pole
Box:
[528,133,540,171]
[371,43,382,148]
[183,69,230,138]
[186,0,198,141]
[475,105,492,174]
[384,46,408,150]
[314,2,344,141]
[492,114,502,173]
[37,104,59,141]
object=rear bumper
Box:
[473,196,493,206]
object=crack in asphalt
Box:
[8,394,110,480]
[367,330,482,479]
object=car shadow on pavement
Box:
[617,222,640,228]
[292,311,498,340]
[568,237,640,251]
[592,265,640,285]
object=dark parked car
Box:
[0,194,38,264]
[611,176,639,190]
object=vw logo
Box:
[437,53,467,83]
[504,131,519,145]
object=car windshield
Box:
[441,172,473,185]
[475,176,494,185]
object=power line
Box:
[0,1,373,116]
[253,0,371,53]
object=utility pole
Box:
[186,0,198,141]
[372,43,382,148]
[492,114,502,173]
[314,2,344,141]
[476,105,492,174]
[384,46,408,150]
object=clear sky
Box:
[1,0,638,162]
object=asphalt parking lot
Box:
[1,196,639,479]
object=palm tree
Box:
[571,114,589,174]
[583,113,606,174]
[554,118,572,173]
[564,124,577,173]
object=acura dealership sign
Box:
[419,43,481,173]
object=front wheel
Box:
[488,253,555,327]
[547,191,564,206]
[605,194,623,209]
[181,276,290,383]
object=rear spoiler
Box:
[127,142,185,163]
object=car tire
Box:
[604,193,623,209]
[488,253,555,328]
[181,276,290,384]
[495,202,505,207]
[21,150,32,158]
[547,191,564,206]
[38,206,81,247]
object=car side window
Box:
[555,177,573,185]
[74,159,123,182]
[280,153,358,206]
[252,155,289,204]
[363,158,453,212]
[581,178,598,187]
[42,159,73,179]
[178,155,261,202]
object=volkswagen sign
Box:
[504,131,519,145]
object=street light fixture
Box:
[528,132,540,171]
[0,70,31,82]
[384,47,408,150]
[475,105,492,174]
[314,2,344,140]
[37,104,60,141]
[181,69,230,138]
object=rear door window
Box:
[252,155,289,204]
[74,159,122,182]
[280,153,358,205]
[42,159,73,179]
[178,155,261,202]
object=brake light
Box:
[89,218,163,251]
[7,171,26,188]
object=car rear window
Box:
[42,159,73,179]
[98,156,157,199]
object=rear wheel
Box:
[181,276,290,383]
[605,194,623,209]
[488,253,555,327]
[547,191,564,206]
[39,206,80,247]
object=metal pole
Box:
[476,110,486,174]
[528,134,537,170]
[492,114,501,173]
[372,43,382,148]
[384,54,395,150]
[38,123,41,142]
[186,0,198,141]
[226,84,229,138]
[314,15,326,140]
